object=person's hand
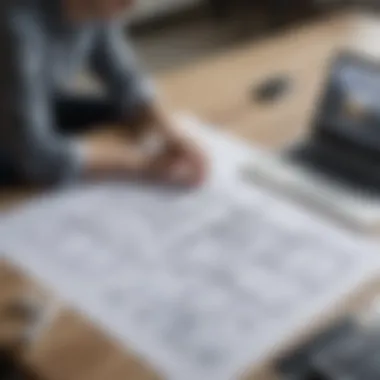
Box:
[147,133,209,187]
[119,101,209,186]
[82,124,208,186]
[83,133,149,178]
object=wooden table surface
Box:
[2,11,380,380]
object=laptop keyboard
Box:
[0,182,377,380]
[290,141,380,196]
[248,147,380,228]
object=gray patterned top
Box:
[0,0,153,184]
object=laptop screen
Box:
[315,52,380,146]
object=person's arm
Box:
[1,10,149,185]
[90,21,208,186]
[89,22,177,134]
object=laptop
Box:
[247,51,380,229]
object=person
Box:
[0,0,207,187]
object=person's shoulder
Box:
[0,0,41,15]
[0,0,41,26]
[0,0,47,48]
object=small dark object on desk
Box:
[253,75,292,104]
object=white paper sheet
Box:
[0,117,379,380]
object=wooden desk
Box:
[158,11,380,149]
[2,11,380,380]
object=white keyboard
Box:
[246,152,380,229]
[0,119,378,380]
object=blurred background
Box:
[128,0,380,72]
